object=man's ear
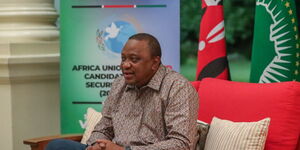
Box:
[152,56,161,70]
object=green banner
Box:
[60,0,180,133]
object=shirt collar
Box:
[146,64,166,91]
[125,64,166,91]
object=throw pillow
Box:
[204,117,270,150]
[81,107,102,144]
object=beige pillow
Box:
[80,107,102,144]
[204,117,270,150]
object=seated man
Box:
[46,33,199,150]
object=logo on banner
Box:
[96,20,137,54]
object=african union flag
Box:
[250,0,300,83]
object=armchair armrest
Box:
[195,120,210,150]
[23,134,82,150]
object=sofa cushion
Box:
[204,117,270,150]
[195,78,300,150]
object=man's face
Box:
[121,39,160,87]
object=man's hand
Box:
[95,139,125,150]
[86,142,106,150]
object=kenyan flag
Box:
[195,0,230,81]
[250,0,300,83]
